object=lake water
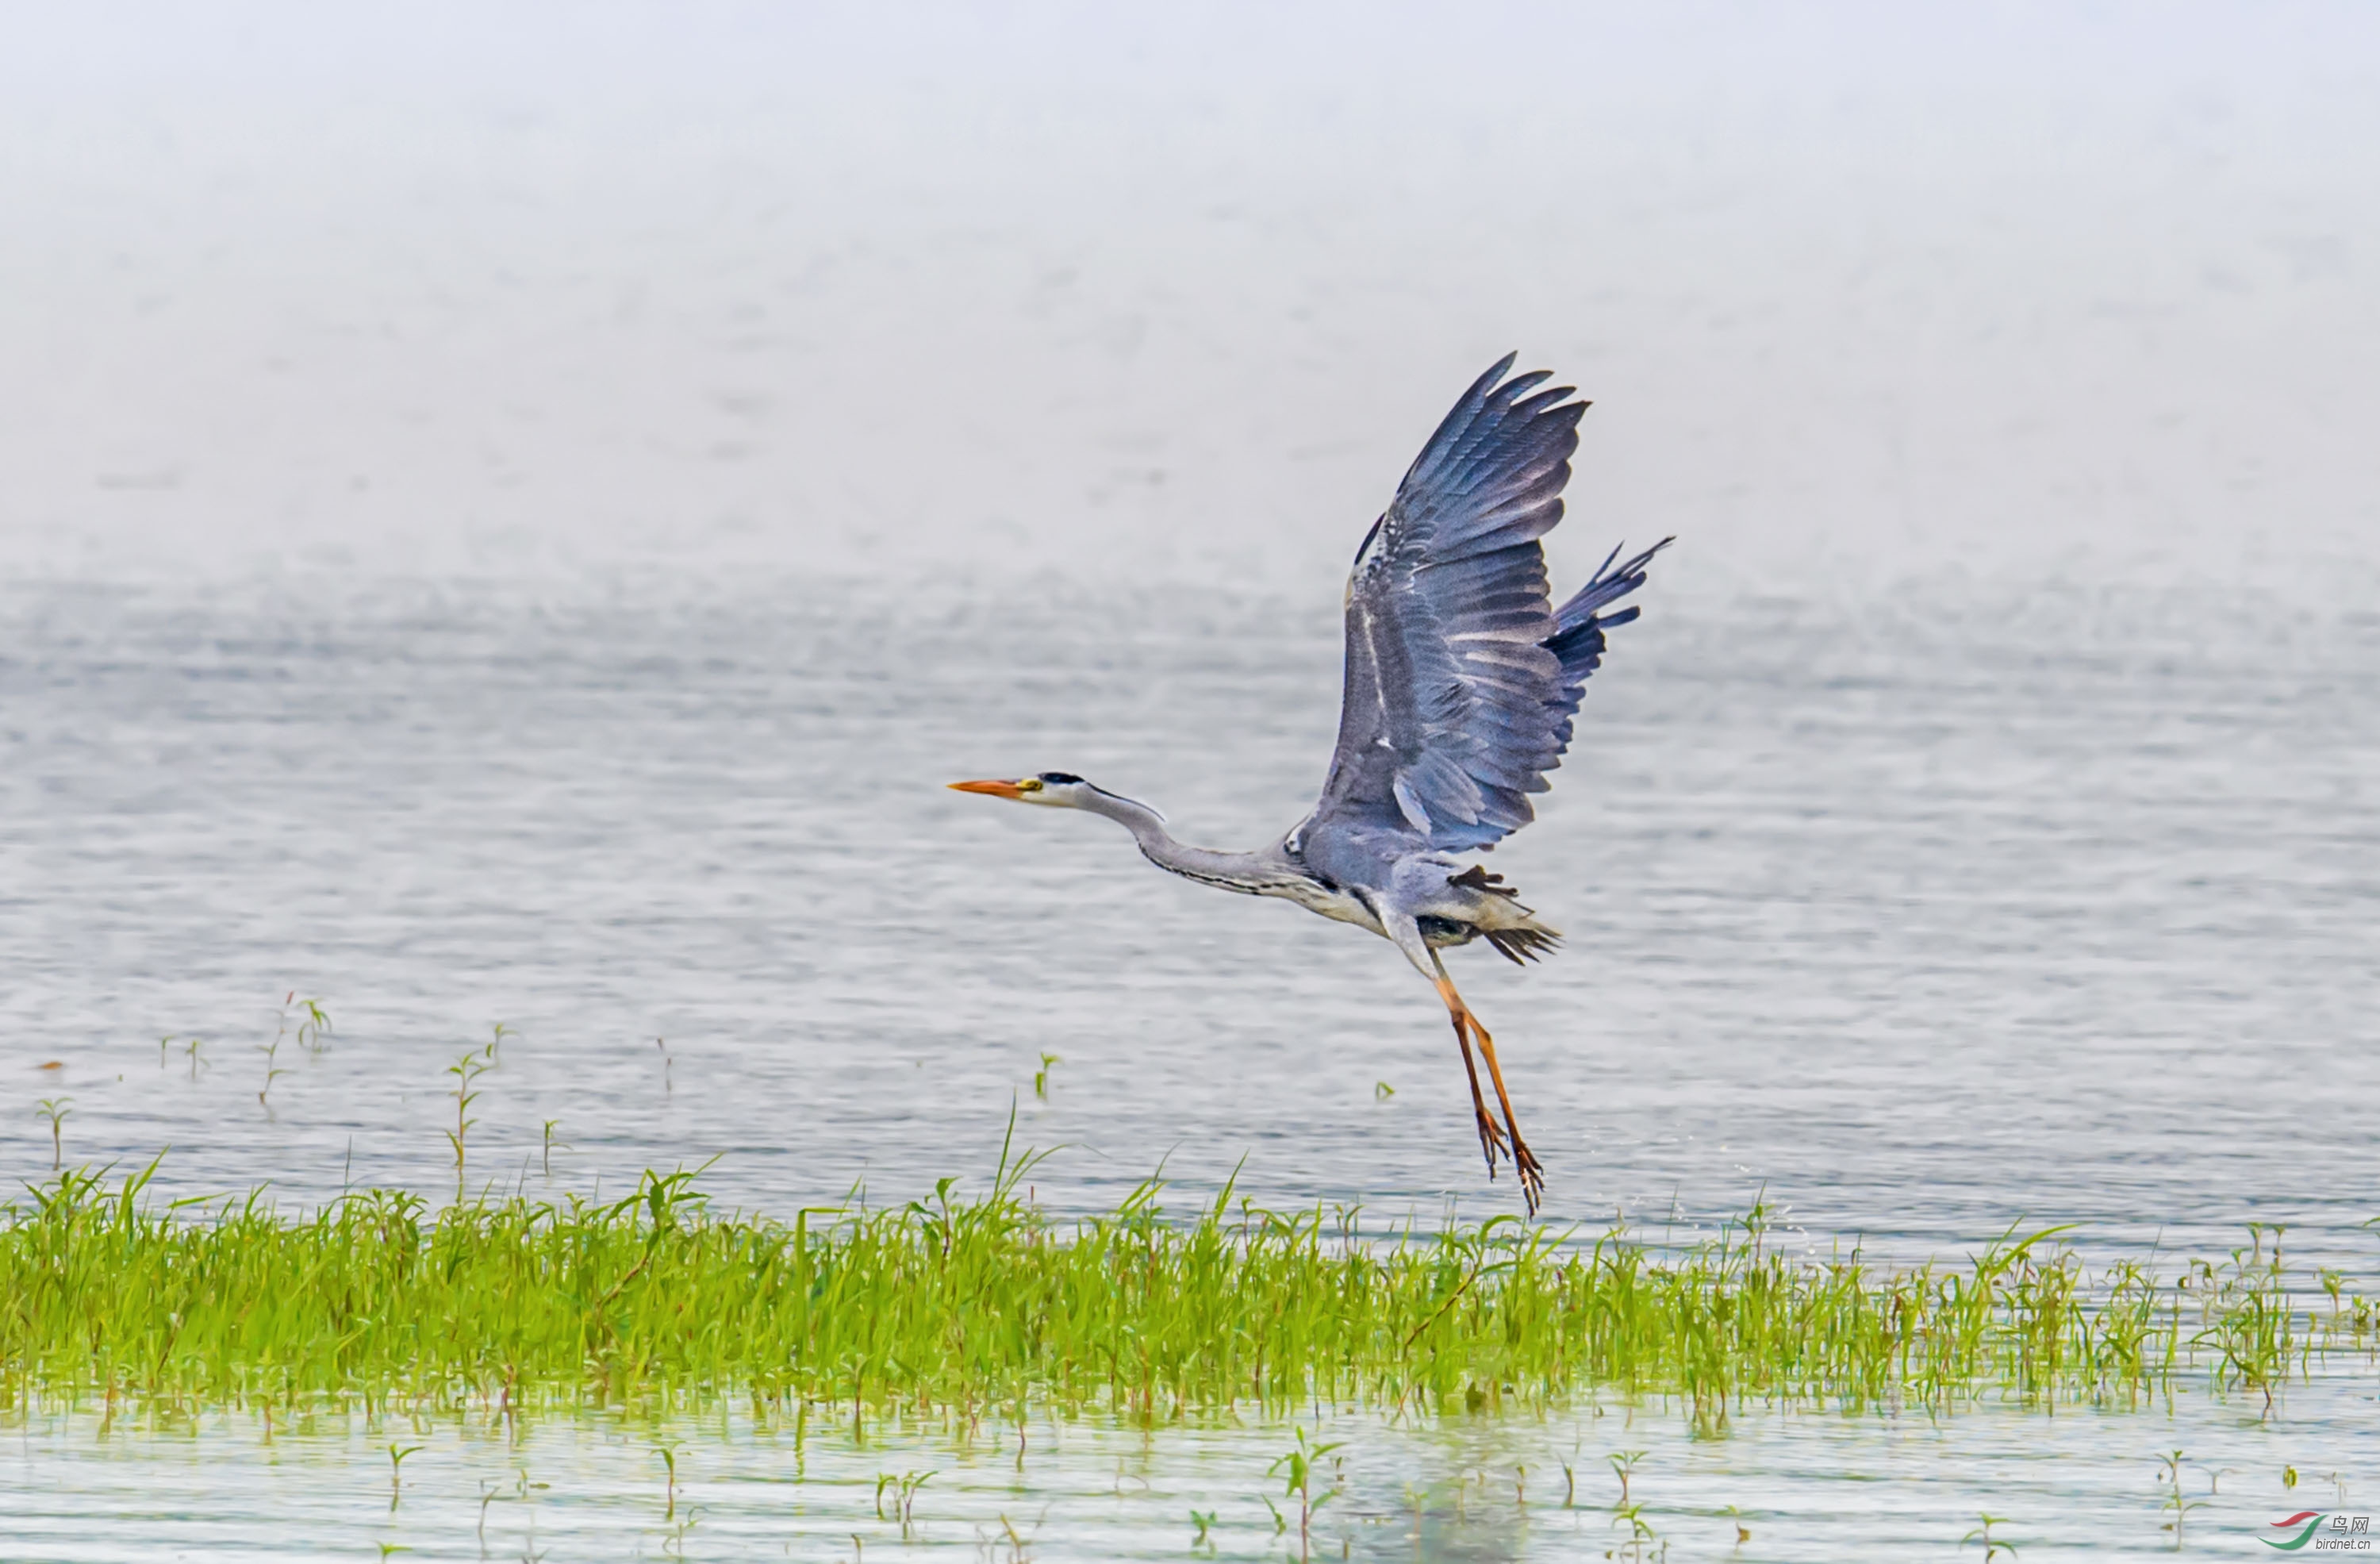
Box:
[3,571,2374,1269]
[2,567,2376,1557]
[5,1378,2377,1561]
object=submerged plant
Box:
[445,1043,497,1201]
[387,1443,423,1508]
[874,1470,932,1537]
[255,1036,289,1110]
[1609,1503,1665,1562]
[35,1097,71,1170]
[1608,1448,1646,1508]
[295,997,335,1055]
[1268,1426,1344,1557]
[656,1442,682,1520]
[1964,1512,2017,1560]
[269,992,335,1061]
[254,994,333,1110]
[2190,1237,2297,1415]
[2155,1451,2206,1550]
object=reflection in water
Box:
[3,1380,2371,1560]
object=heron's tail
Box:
[1448,865,1563,966]
[1484,926,1560,965]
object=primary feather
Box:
[1307,354,1664,860]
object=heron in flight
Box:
[952,355,1667,1212]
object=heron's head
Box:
[946,770,1098,809]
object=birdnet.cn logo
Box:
[2263,1512,2373,1551]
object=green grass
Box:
[2,1136,2370,1428]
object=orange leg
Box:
[1440,993,1509,1178]
[1465,1009,1545,1215]
[1433,966,1545,1216]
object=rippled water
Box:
[4,571,2374,1262]
[6,565,2377,1554]
[7,1378,2377,1560]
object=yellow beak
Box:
[948,778,1027,798]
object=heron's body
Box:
[953,355,1668,1212]
[1051,790,1557,950]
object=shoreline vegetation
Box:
[2,1139,2370,1430]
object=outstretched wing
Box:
[1311,355,1659,853]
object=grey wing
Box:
[1311,354,1664,854]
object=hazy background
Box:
[3,1,2375,599]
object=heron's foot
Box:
[1510,1135,1545,1216]
[1472,1101,1511,1178]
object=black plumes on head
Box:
[1038,771,1084,784]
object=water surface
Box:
[6,572,2375,1262]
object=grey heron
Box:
[952,355,1668,1212]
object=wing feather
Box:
[1310,355,1664,855]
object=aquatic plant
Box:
[34,1097,71,1170]
[873,1470,932,1538]
[2154,1449,2207,1550]
[443,1043,497,1203]
[1963,1512,2015,1561]
[1609,1447,1646,1506]
[255,1034,289,1109]
[1267,1427,1342,1556]
[293,996,335,1056]
[386,1441,422,1508]
[0,1140,2370,1426]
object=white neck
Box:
[1072,789,1292,897]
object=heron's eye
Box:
[1018,778,1044,793]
